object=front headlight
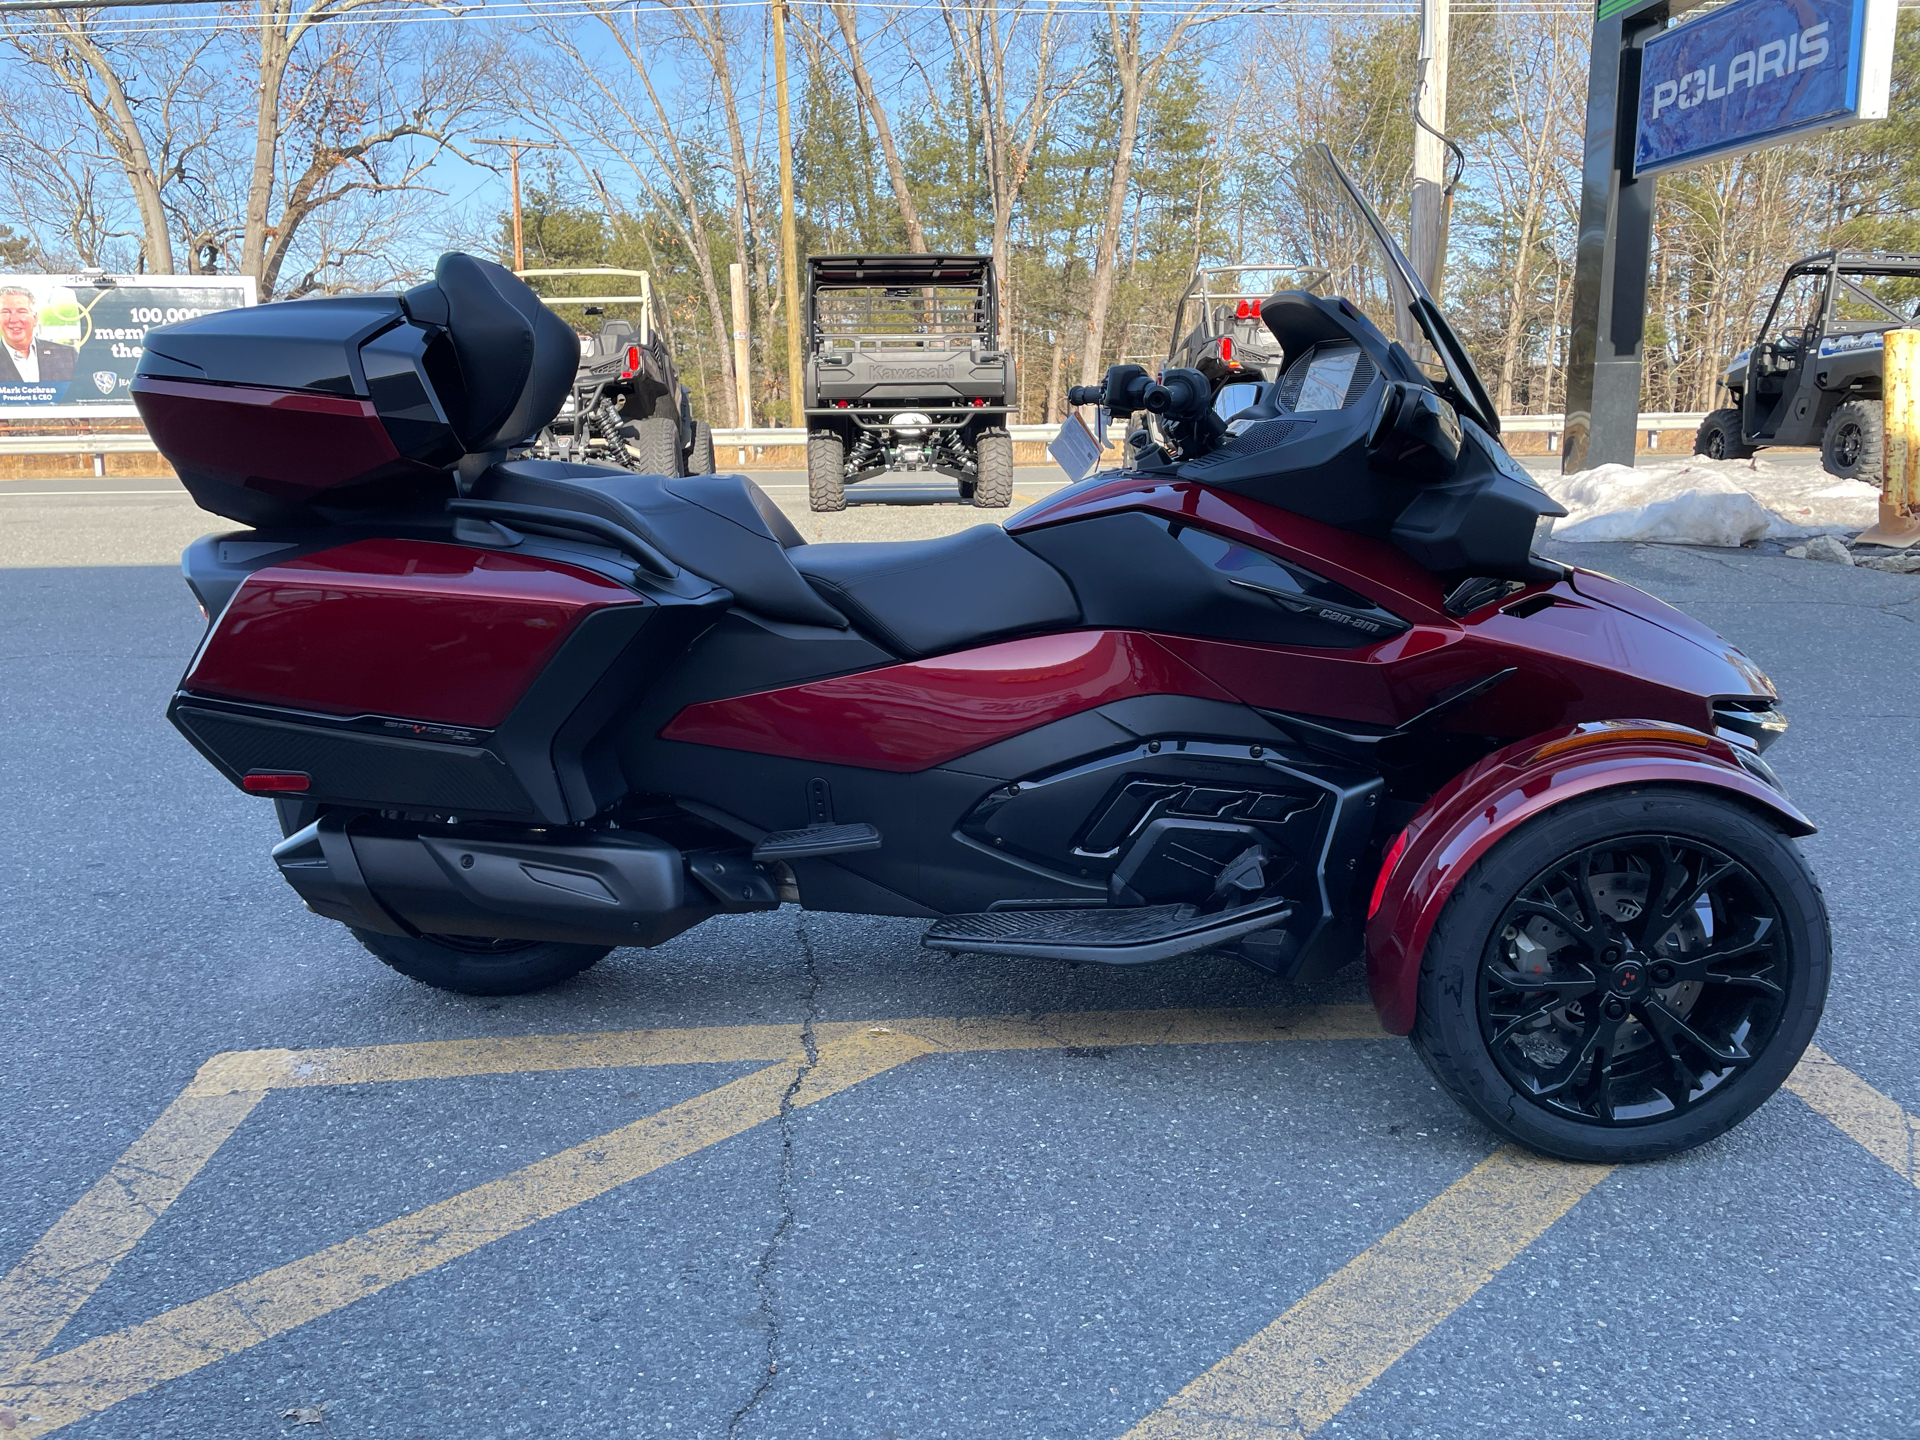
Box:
[1713,699,1789,754]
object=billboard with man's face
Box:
[0,274,255,406]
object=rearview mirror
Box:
[1367,381,1461,482]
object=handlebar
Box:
[1067,368,1208,420]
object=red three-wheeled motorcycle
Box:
[139,150,1827,1162]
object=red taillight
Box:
[1235,299,1254,319]
[1217,336,1234,364]
[243,771,310,794]
[971,397,986,407]
[1367,828,1410,920]
[621,345,641,378]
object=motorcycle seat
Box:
[789,525,1081,659]
[470,461,850,630]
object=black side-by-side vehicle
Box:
[1696,251,1920,481]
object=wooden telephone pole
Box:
[476,138,560,272]
[771,0,805,426]
[1409,0,1450,296]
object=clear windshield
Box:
[1281,145,1498,433]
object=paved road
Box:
[2,476,1917,1440]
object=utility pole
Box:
[771,0,805,427]
[729,262,753,463]
[476,138,559,272]
[1409,0,1450,298]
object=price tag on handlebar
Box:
[1047,412,1104,482]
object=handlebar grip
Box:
[1065,385,1103,406]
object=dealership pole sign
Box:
[1634,0,1898,176]
[0,274,255,407]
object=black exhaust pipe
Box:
[272,815,719,947]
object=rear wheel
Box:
[1411,787,1829,1163]
[622,415,684,476]
[1821,399,1882,482]
[686,420,715,475]
[971,430,1014,508]
[353,928,610,996]
[808,432,847,511]
[273,808,611,996]
[1693,407,1753,461]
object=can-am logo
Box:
[1649,22,1829,117]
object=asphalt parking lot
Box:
[2,467,1917,1440]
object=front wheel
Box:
[1693,407,1753,461]
[354,928,611,996]
[1411,787,1829,1163]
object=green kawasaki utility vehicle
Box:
[1696,251,1920,482]
[803,254,1014,511]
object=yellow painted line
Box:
[0,1088,265,1373]
[1786,1045,1920,1186]
[0,1028,932,1439]
[1119,1146,1613,1440]
[184,1023,810,1094]
[0,1007,1384,1436]
[184,1005,1386,1095]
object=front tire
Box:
[1693,407,1753,461]
[1411,787,1829,1163]
[808,432,847,511]
[686,420,715,475]
[621,415,684,476]
[353,928,611,996]
[971,430,1014,508]
[1821,399,1882,482]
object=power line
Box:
[0,0,1596,26]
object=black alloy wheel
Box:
[1820,399,1883,482]
[1412,788,1828,1162]
[1692,407,1752,461]
[1480,835,1784,1126]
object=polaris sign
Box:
[1634,0,1896,176]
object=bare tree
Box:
[3,3,486,292]
[1077,0,1232,387]
[523,5,740,425]
[822,0,926,252]
[658,0,777,421]
[940,0,1087,345]
[1481,9,1584,412]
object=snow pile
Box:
[1540,456,1881,546]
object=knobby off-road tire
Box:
[1693,407,1753,461]
[972,430,1015,508]
[808,432,847,511]
[1410,786,1829,1163]
[622,415,684,476]
[686,420,716,475]
[272,806,609,996]
[1821,399,1883,482]
[352,929,610,996]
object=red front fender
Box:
[1362,721,1814,1035]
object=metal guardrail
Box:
[0,414,1710,462]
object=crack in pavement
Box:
[726,915,822,1440]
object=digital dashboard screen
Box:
[1294,346,1359,411]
